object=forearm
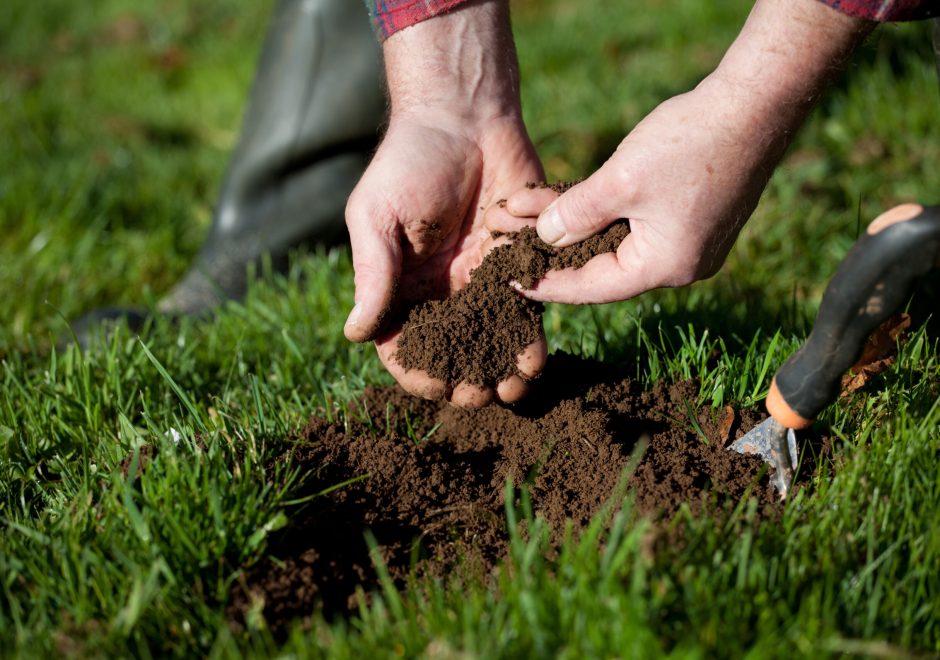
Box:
[717,0,871,107]
[382,0,522,126]
[697,0,873,169]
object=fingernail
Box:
[537,205,566,245]
[344,302,362,327]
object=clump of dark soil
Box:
[227,355,781,636]
[395,182,629,386]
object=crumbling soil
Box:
[227,355,781,636]
[396,181,629,386]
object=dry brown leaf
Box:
[718,405,736,443]
[842,356,897,394]
[854,313,911,366]
[840,313,911,396]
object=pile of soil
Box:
[227,355,780,635]
[396,181,629,385]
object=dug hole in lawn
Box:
[227,187,803,636]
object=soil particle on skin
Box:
[227,355,780,636]
[395,197,630,386]
[526,180,581,194]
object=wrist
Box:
[383,0,522,128]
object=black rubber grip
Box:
[775,205,940,421]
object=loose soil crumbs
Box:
[396,181,629,386]
[227,355,782,636]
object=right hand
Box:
[344,112,547,408]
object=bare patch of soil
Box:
[227,355,780,636]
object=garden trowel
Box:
[730,203,940,498]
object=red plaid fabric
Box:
[367,0,937,40]
[368,0,473,39]
[819,0,939,21]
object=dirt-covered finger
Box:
[517,248,658,304]
[484,202,537,234]
[516,338,548,380]
[506,186,558,218]
[448,382,494,409]
[496,375,529,404]
[375,337,449,400]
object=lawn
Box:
[1,0,939,656]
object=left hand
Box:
[485,0,871,304]
[485,78,764,303]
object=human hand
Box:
[487,81,769,303]
[345,115,546,407]
[486,0,870,304]
[343,1,547,408]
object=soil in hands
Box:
[227,355,780,636]
[395,181,630,386]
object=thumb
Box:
[344,212,402,343]
[536,172,626,248]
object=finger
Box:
[516,339,548,380]
[536,173,627,248]
[518,235,661,304]
[506,186,558,218]
[374,336,449,400]
[484,202,537,234]
[448,382,494,409]
[496,375,528,404]
[344,204,403,343]
[495,338,547,403]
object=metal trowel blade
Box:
[729,416,798,498]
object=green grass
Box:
[2,0,940,656]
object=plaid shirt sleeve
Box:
[366,0,937,41]
[818,0,939,21]
[367,0,475,40]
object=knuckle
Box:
[346,188,397,228]
[612,167,637,203]
[344,190,372,226]
[559,189,600,234]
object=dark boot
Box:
[71,0,383,342]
